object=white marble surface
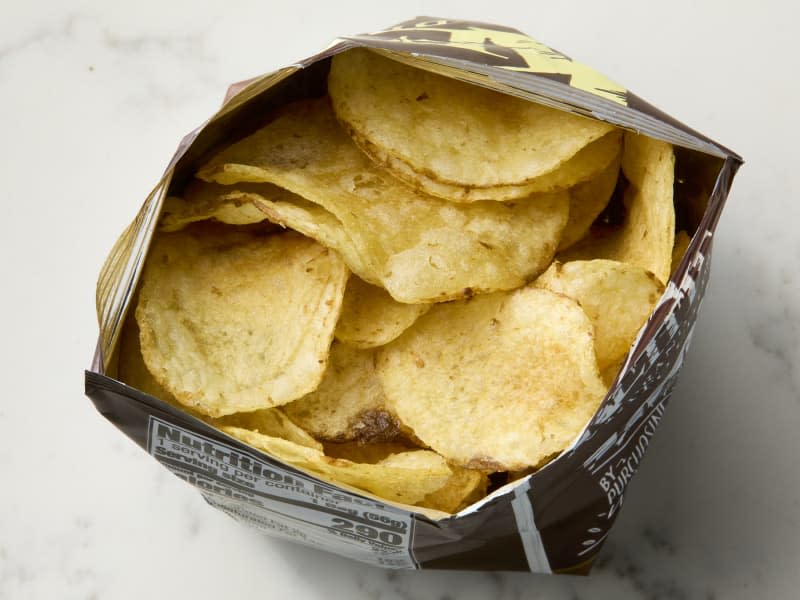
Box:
[2,0,798,597]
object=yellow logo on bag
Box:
[364,18,628,105]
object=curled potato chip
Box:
[198,98,568,303]
[159,179,373,275]
[232,189,373,276]
[328,49,614,200]
[335,277,430,348]
[212,408,322,450]
[221,426,451,505]
[136,228,348,417]
[323,441,488,514]
[417,467,489,514]
[510,131,621,196]
[560,133,675,284]
[376,287,607,471]
[671,230,691,277]
[352,128,622,203]
[283,342,401,443]
[535,260,664,370]
[160,180,271,232]
[558,154,621,251]
[621,133,676,283]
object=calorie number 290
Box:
[331,517,403,546]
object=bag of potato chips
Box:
[85,17,741,573]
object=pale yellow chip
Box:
[160,180,367,276]
[515,131,622,195]
[559,133,675,284]
[198,98,568,303]
[160,179,271,232]
[321,440,487,514]
[352,128,622,203]
[221,426,451,505]
[328,48,614,199]
[376,287,607,471]
[117,309,219,423]
[601,358,626,389]
[558,154,621,251]
[283,342,401,443]
[161,179,376,308]
[335,277,431,349]
[671,230,691,277]
[322,441,421,463]
[535,260,664,370]
[233,190,373,276]
[619,133,676,282]
[212,408,323,451]
[417,467,489,514]
[117,310,178,403]
[136,228,349,417]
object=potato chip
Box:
[335,276,430,348]
[558,154,621,251]
[601,358,626,389]
[160,179,378,302]
[159,179,373,272]
[160,179,272,232]
[198,98,568,303]
[417,467,489,514]
[320,442,488,514]
[233,189,373,277]
[117,310,225,424]
[117,309,178,403]
[322,441,420,463]
[352,128,623,203]
[535,260,664,370]
[221,426,451,505]
[212,408,323,450]
[283,342,401,443]
[376,287,607,471]
[671,230,691,277]
[328,49,614,200]
[559,133,675,283]
[136,227,348,417]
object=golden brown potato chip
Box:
[212,408,323,450]
[376,287,607,471]
[221,426,451,505]
[558,154,621,251]
[417,467,489,514]
[535,260,663,370]
[328,49,614,200]
[559,133,675,284]
[198,98,568,303]
[671,230,691,277]
[283,342,401,443]
[335,277,430,349]
[136,228,348,417]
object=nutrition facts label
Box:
[146,416,417,569]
